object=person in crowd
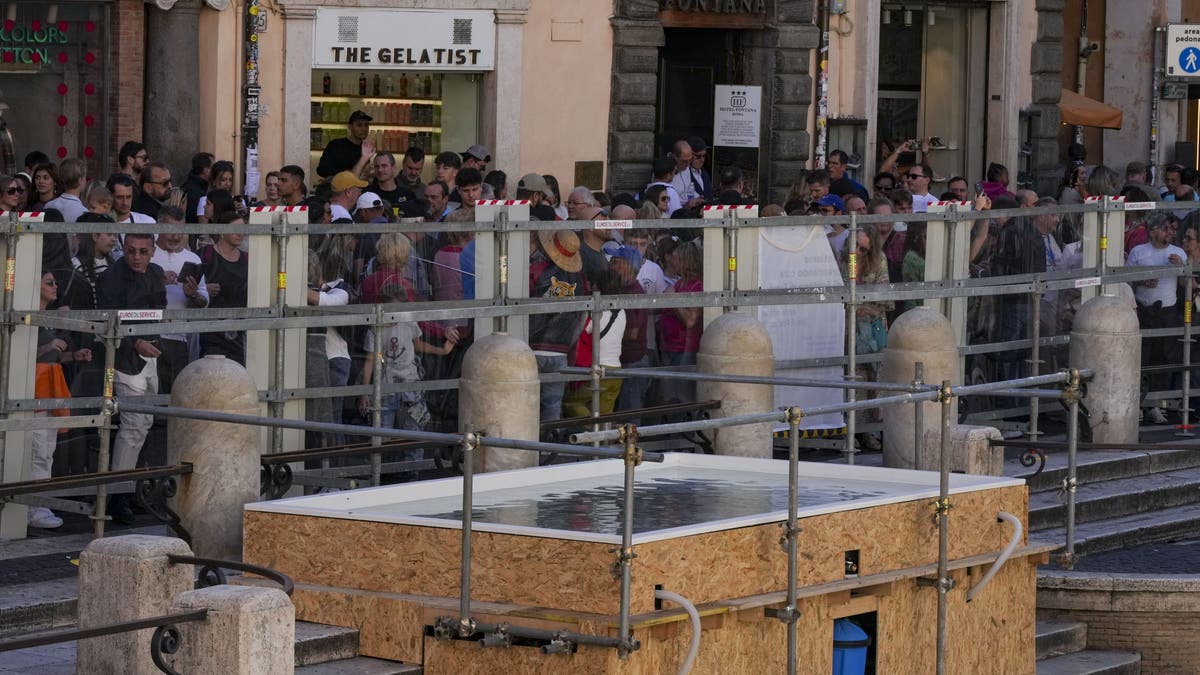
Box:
[277,165,307,207]
[668,139,705,210]
[945,176,970,202]
[1014,188,1038,208]
[637,199,664,222]
[84,184,114,217]
[990,200,1046,388]
[24,150,49,176]
[197,161,235,224]
[133,161,172,219]
[0,175,25,212]
[903,162,939,212]
[815,194,849,255]
[843,194,867,216]
[1128,213,1188,424]
[979,162,1016,201]
[646,157,683,216]
[96,232,167,524]
[29,162,58,211]
[563,269,626,418]
[1123,161,1158,198]
[317,109,375,180]
[828,149,869,202]
[199,217,249,365]
[181,152,213,222]
[424,180,452,222]
[529,229,587,430]
[107,174,155,225]
[565,186,597,220]
[328,171,367,223]
[656,240,703,405]
[357,282,458,448]
[516,173,558,221]
[306,249,354,446]
[483,170,507,201]
[44,158,87,223]
[28,270,91,528]
[841,223,891,451]
[369,152,422,218]
[151,206,208,394]
[397,146,426,195]
[453,168,484,211]
[116,141,148,183]
[361,232,418,305]
[577,205,613,281]
[869,196,905,285]
[257,171,283,207]
[901,222,927,312]
[873,172,897,197]
[543,175,568,220]
[626,228,668,294]
[434,151,462,198]
[608,244,653,413]
[459,145,495,199]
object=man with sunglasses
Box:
[904,162,939,213]
[95,232,167,524]
[827,149,869,202]
[133,162,172,220]
[687,136,713,201]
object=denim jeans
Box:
[656,350,697,405]
[615,353,654,414]
[328,357,351,446]
[535,353,568,427]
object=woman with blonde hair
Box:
[360,232,415,304]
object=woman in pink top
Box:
[656,240,703,404]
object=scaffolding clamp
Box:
[609,546,638,580]
[783,406,805,427]
[618,424,642,467]
[764,604,801,623]
[931,497,953,517]
[778,522,803,553]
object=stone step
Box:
[1012,448,1200,494]
[1036,621,1088,661]
[1035,650,1141,675]
[295,621,361,667]
[0,578,78,638]
[295,656,422,674]
[1029,465,1200,531]
[1031,502,1200,556]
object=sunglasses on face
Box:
[875,184,893,191]
[5,186,23,195]
[906,173,926,180]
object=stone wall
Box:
[607,0,816,203]
[1038,571,1200,673]
[1029,0,1064,196]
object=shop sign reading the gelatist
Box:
[313,9,495,71]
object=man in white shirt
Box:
[108,174,155,225]
[151,206,209,394]
[903,162,940,212]
[329,171,366,223]
[668,139,705,209]
[1128,213,1188,422]
[645,157,683,216]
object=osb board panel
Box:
[630,485,1027,610]
[244,511,623,614]
[291,588,424,663]
[245,485,1025,616]
[878,556,1037,675]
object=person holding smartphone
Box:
[151,205,209,394]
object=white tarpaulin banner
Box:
[755,226,846,430]
[313,9,496,71]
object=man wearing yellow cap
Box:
[329,171,367,223]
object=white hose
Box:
[655,588,701,675]
[966,511,1023,603]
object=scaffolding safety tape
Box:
[475,200,531,206]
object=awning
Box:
[1058,88,1123,130]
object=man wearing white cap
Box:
[355,191,387,223]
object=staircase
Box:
[1018,446,1200,555]
[295,621,421,674]
[1036,621,1140,674]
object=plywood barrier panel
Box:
[245,485,1026,617]
[877,559,1037,675]
[291,587,425,663]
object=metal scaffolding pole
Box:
[617,424,641,659]
[456,431,478,637]
[590,291,602,449]
[913,362,925,456]
[1180,300,1194,437]
[1027,290,1043,441]
[91,316,119,538]
[845,213,859,465]
[1061,370,1082,569]
[270,219,289,455]
[558,366,929,393]
[370,304,384,486]
[935,381,953,675]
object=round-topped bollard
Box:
[168,355,260,560]
[1071,294,1141,444]
[459,333,541,472]
[697,312,775,457]
[880,307,959,470]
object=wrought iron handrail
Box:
[0,610,208,653]
[0,464,192,499]
[167,554,295,596]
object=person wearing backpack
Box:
[562,270,626,419]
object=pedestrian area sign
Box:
[1167,25,1200,77]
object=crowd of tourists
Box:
[12,114,1192,530]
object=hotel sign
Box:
[313,9,495,71]
[659,0,767,13]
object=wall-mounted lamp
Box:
[928,9,936,26]
[882,8,891,24]
[903,9,913,27]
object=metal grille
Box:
[337,16,358,43]
[452,19,472,45]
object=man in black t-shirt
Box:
[368,152,424,218]
[316,110,375,180]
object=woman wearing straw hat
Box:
[529,229,589,432]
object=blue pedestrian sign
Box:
[1182,47,1200,73]
[1168,25,1200,78]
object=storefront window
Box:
[0,1,110,177]
[309,8,493,182]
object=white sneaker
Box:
[28,507,63,529]
[1146,407,1169,425]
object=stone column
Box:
[880,308,959,470]
[281,5,317,168]
[491,10,527,173]
[697,313,775,458]
[1029,1,1064,196]
[762,3,819,204]
[77,535,194,675]
[1070,295,1141,445]
[607,0,663,195]
[169,586,294,675]
[144,0,202,177]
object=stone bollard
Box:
[168,355,260,560]
[880,308,959,470]
[459,333,541,472]
[697,312,775,457]
[1071,294,1141,444]
[77,535,194,675]
[920,425,1005,476]
[168,585,294,675]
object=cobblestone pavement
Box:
[1067,539,1200,574]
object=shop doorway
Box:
[876,3,989,186]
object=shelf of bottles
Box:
[311,71,445,155]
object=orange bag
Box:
[35,362,71,419]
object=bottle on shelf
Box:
[358,73,367,96]
[322,72,331,95]
[385,75,394,96]
[399,73,408,98]
[423,73,432,98]
[373,73,381,97]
